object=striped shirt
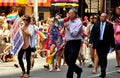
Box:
[65,18,83,41]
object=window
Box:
[39,13,44,21]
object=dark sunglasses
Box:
[23,19,28,21]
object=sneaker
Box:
[56,68,61,72]
[49,68,54,72]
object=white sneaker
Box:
[56,68,61,72]
[49,68,54,72]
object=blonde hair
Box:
[0,17,4,28]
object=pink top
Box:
[114,25,120,43]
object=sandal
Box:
[92,69,97,74]
[115,65,120,68]
[117,70,120,73]
[20,72,25,77]
[92,71,97,74]
[24,74,30,78]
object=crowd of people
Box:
[0,7,120,78]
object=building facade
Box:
[51,0,79,17]
[85,0,120,14]
[0,0,51,20]
[26,0,51,20]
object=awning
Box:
[51,3,79,7]
[51,0,78,3]
[28,0,51,7]
[0,0,28,6]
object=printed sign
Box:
[11,17,24,55]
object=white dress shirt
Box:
[65,18,83,41]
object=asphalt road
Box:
[0,52,120,78]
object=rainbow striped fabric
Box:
[46,51,57,64]
[35,30,46,41]
[7,11,18,21]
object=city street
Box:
[0,52,120,78]
[0,0,119,78]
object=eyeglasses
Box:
[94,17,98,19]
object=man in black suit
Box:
[90,13,115,78]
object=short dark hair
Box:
[70,8,78,14]
[17,7,25,17]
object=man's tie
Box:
[100,22,104,40]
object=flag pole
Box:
[34,0,38,21]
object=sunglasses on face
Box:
[23,19,28,21]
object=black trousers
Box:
[18,46,31,74]
[96,40,109,74]
[64,40,82,78]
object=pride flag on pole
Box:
[7,12,18,21]
[35,30,46,41]
[46,51,57,64]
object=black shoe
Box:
[99,74,102,77]
[115,65,120,68]
[99,73,106,78]
[77,68,83,78]
[55,64,57,69]
[88,64,93,68]
[44,65,49,69]
[14,64,19,68]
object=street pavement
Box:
[0,52,120,78]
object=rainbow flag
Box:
[35,30,46,40]
[46,51,57,64]
[7,12,18,21]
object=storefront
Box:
[0,0,51,20]
[99,0,120,13]
[28,0,51,20]
[0,0,28,6]
[0,0,28,15]
[51,0,79,17]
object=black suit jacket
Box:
[89,21,115,50]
